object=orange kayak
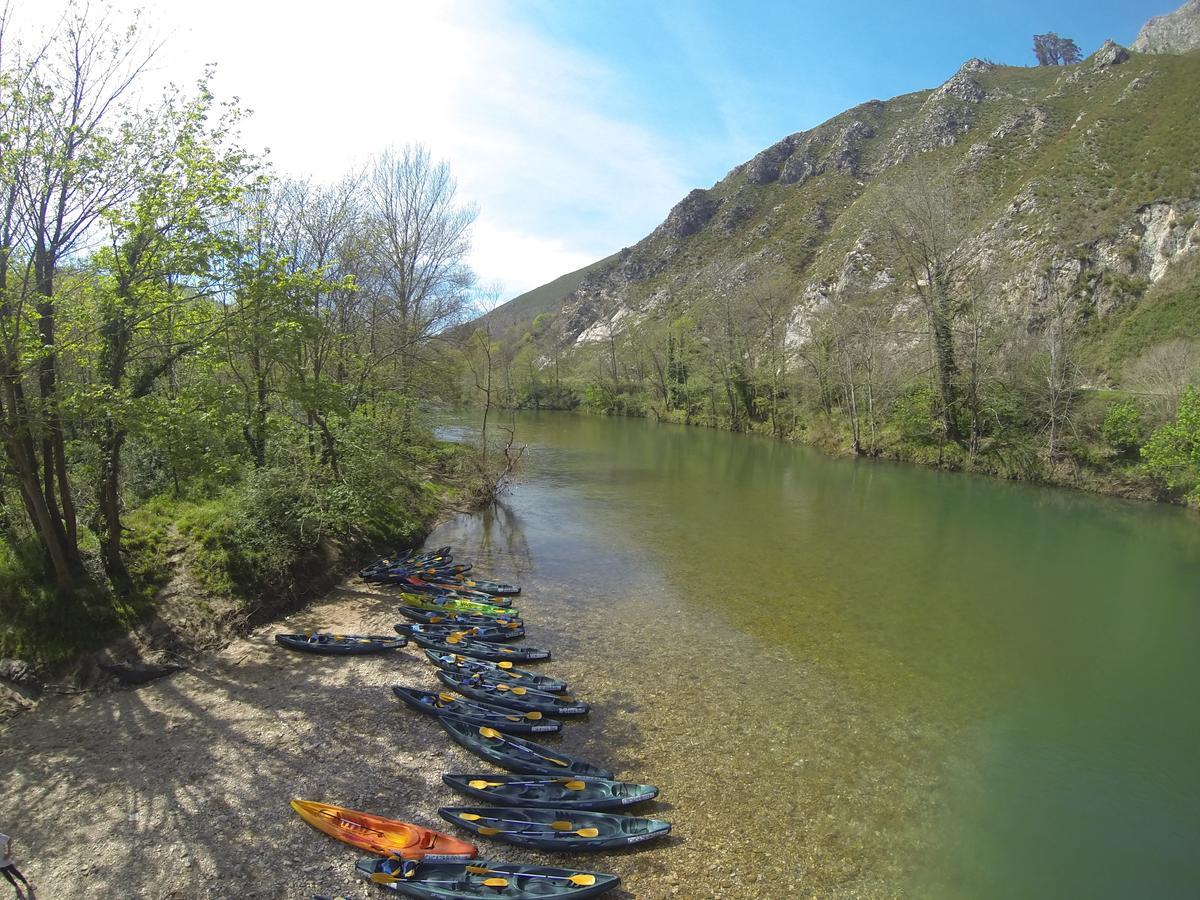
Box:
[290,799,477,860]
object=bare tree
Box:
[1124,339,1200,424]
[365,145,477,408]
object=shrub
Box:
[1141,387,1200,503]
[1102,399,1143,456]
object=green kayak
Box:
[398,593,515,618]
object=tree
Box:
[364,145,477,420]
[1123,339,1200,424]
[0,7,154,590]
[1142,387,1200,503]
[1103,399,1143,457]
[878,169,984,445]
[1033,33,1083,66]
[86,81,253,590]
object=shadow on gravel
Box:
[0,596,654,900]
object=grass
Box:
[0,435,466,669]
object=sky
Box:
[14,0,1178,299]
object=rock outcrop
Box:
[1133,0,1200,53]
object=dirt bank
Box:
[1,579,627,900]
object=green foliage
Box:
[1102,399,1143,456]
[1141,387,1200,503]
[890,385,942,445]
[583,381,647,417]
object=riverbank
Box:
[0,434,486,710]
[0,532,944,899]
[510,400,1182,508]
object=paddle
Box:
[476,726,570,767]
[436,692,543,720]
[457,811,578,830]
[465,865,596,887]
[491,683,528,696]
[493,682,575,702]
[476,824,600,838]
[467,778,586,790]
[454,654,513,669]
[371,872,508,888]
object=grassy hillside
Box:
[470,252,621,335]
[468,43,1200,504]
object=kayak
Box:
[399,593,515,618]
[437,671,587,716]
[392,685,562,735]
[400,628,549,662]
[398,607,523,629]
[423,650,569,694]
[396,622,526,644]
[290,799,476,860]
[355,857,619,898]
[442,774,659,811]
[439,806,670,852]
[413,575,520,596]
[360,547,457,576]
[384,577,503,604]
[275,633,407,655]
[439,717,611,778]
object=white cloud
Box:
[122,0,694,302]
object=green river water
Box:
[429,411,1200,898]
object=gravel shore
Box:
[1,528,944,899]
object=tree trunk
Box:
[98,420,131,593]
[931,311,963,443]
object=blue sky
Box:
[55,0,1183,298]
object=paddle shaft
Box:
[478,728,569,766]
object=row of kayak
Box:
[287,547,664,897]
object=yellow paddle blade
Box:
[496,684,526,695]
[524,710,543,720]
[370,872,399,884]
[478,726,502,739]
[576,827,600,838]
[477,826,502,836]
[446,632,463,644]
[430,616,445,623]
[483,879,509,888]
[454,654,467,662]
[458,811,485,821]
[497,661,513,669]
[548,820,575,830]
[560,694,576,702]
[467,780,502,789]
[563,780,586,791]
[438,692,457,703]
[466,867,595,887]
[505,715,522,722]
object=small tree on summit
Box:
[1033,32,1083,65]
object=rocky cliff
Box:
[1133,0,1200,53]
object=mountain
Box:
[471,252,620,336]
[1133,0,1200,54]
[481,9,1199,381]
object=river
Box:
[428,411,1200,898]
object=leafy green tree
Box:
[1102,399,1143,457]
[1142,387,1200,502]
[1033,33,1083,66]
